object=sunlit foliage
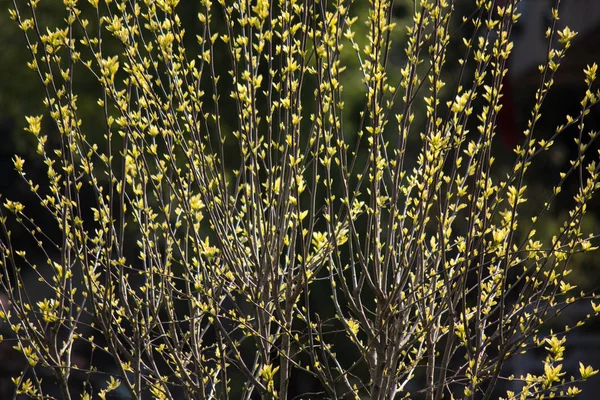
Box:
[2,0,600,398]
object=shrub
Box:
[2,0,600,398]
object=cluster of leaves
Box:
[2,0,600,398]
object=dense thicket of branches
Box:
[1,0,600,398]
